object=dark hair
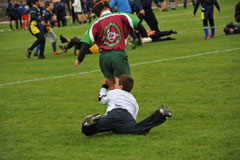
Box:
[45,1,52,7]
[118,74,134,92]
[32,0,40,4]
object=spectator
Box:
[170,0,175,10]
[55,0,67,27]
[6,0,15,31]
[72,0,85,24]
[19,0,30,30]
[83,0,93,23]
[13,0,22,30]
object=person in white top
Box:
[72,0,86,24]
[82,74,172,136]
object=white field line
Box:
[0,47,239,87]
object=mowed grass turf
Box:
[0,0,240,159]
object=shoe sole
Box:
[84,115,101,127]
[159,105,172,117]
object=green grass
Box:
[0,0,240,159]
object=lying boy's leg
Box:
[119,105,172,135]
[82,109,135,136]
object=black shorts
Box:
[202,9,214,20]
[8,15,15,20]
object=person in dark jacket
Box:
[13,0,22,30]
[134,0,177,39]
[55,0,67,27]
[27,0,48,59]
[6,0,15,30]
[235,1,240,24]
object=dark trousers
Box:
[57,17,67,27]
[138,7,160,32]
[29,32,46,57]
[82,108,166,136]
[15,14,22,29]
[184,0,195,8]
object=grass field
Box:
[0,0,240,159]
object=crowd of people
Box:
[5,0,97,31]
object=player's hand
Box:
[158,7,162,13]
[219,10,221,13]
[46,26,50,31]
[139,9,145,16]
[54,22,58,27]
[75,59,81,67]
[192,14,196,18]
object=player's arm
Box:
[193,0,200,16]
[75,42,90,67]
[213,0,221,12]
[75,26,94,67]
[42,12,50,23]
[99,82,110,106]
[126,13,148,37]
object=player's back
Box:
[88,11,137,51]
[106,89,139,120]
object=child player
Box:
[82,74,172,136]
[27,0,47,59]
[34,1,61,55]
[193,0,221,39]
[74,0,151,90]
[19,0,30,30]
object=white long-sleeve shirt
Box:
[99,88,139,120]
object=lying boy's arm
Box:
[99,84,110,105]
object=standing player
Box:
[74,0,150,89]
[6,0,15,31]
[27,0,47,59]
[193,0,221,39]
[35,1,61,55]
